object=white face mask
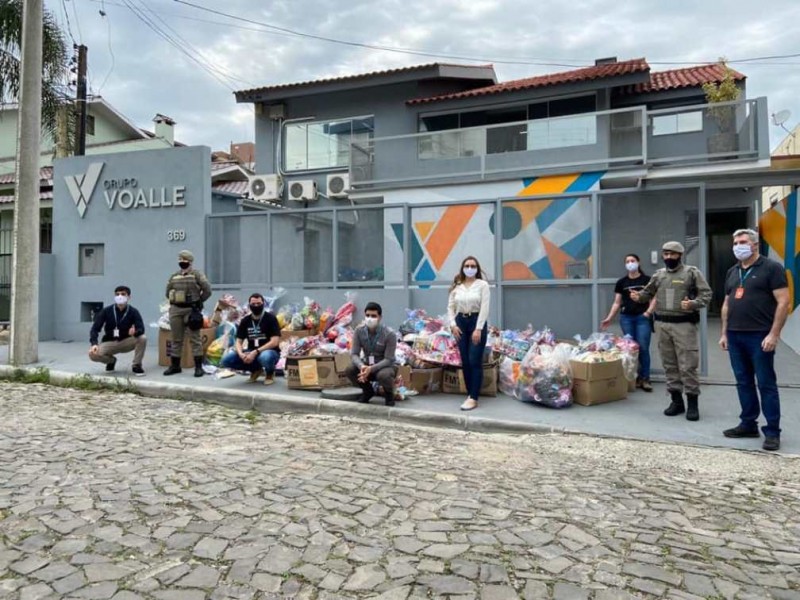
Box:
[733,244,753,261]
[625,261,639,272]
[365,316,379,329]
[463,267,478,278]
[114,295,128,305]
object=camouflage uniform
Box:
[165,251,212,359]
[638,263,712,396]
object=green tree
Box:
[0,0,70,138]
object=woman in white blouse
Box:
[447,256,491,411]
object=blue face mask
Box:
[463,267,478,278]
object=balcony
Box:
[349,98,766,189]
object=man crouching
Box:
[346,302,397,406]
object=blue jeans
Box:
[620,313,652,380]
[727,330,781,438]
[456,314,487,399]
[221,348,279,375]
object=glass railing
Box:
[350,99,766,188]
[351,107,647,187]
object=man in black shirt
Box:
[220,293,281,385]
[89,285,147,375]
[719,229,790,451]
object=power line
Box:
[70,0,84,42]
[60,0,77,45]
[97,2,116,93]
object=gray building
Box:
[41,59,800,372]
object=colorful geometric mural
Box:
[388,172,604,282]
[760,188,800,312]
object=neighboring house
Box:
[0,98,255,321]
[762,123,800,211]
[227,58,800,361]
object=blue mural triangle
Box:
[560,229,592,260]
[565,171,604,192]
[391,223,404,249]
[529,256,554,279]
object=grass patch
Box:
[1,367,140,396]
[0,367,51,384]
[244,410,259,425]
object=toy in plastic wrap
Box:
[399,309,428,336]
[276,303,300,330]
[264,287,286,313]
[325,292,357,337]
[516,343,576,408]
[412,330,461,367]
[615,335,640,382]
[291,296,321,331]
[499,357,521,399]
[395,342,414,366]
[286,334,323,357]
[574,331,616,353]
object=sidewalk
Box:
[2,340,799,456]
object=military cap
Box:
[662,241,685,254]
[178,249,195,262]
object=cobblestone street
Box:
[2,382,800,600]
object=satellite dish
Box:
[772,110,791,126]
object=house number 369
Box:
[167,229,186,241]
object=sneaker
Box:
[248,369,263,383]
[723,425,760,438]
[460,398,478,411]
[105,358,117,372]
[640,378,653,392]
[132,364,145,377]
[763,436,780,451]
[263,374,275,386]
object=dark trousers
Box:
[345,364,396,399]
[456,313,487,399]
[728,330,781,438]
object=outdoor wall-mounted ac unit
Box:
[288,179,317,201]
[248,174,280,202]
[326,173,350,198]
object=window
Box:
[652,111,703,136]
[86,114,95,136]
[79,243,104,276]
[284,116,374,172]
[40,208,52,254]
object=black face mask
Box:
[249,304,264,315]
[664,258,681,270]
[179,261,191,270]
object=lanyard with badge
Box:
[735,266,755,299]
[365,328,380,366]
[113,306,128,339]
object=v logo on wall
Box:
[65,162,104,218]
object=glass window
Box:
[652,111,703,136]
[284,117,374,172]
[79,243,104,276]
[420,113,459,132]
[337,206,402,283]
[527,114,597,150]
[270,212,333,283]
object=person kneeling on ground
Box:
[346,302,398,406]
[88,285,147,376]
[220,293,280,385]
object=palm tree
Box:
[0,0,71,139]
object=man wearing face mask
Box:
[163,249,212,377]
[719,229,789,451]
[345,302,398,406]
[89,285,147,375]
[220,293,282,385]
[631,241,712,421]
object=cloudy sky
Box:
[53,0,800,153]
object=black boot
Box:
[686,394,699,421]
[384,388,396,407]
[357,384,374,404]
[664,390,685,416]
[194,356,204,378]
[163,356,182,376]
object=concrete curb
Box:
[0,365,562,436]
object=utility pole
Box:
[9,0,43,365]
[75,44,88,156]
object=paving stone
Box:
[53,571,88,595]
[153,591,206,600]
[623,561,682,586]
[175,565,220,588]
[522,580,549,600]
[72,581,119,599]
[480,585,518,600]
[418,575,475,595]
[192,536,228,559]
[251,573,282,592]
[553,582,589,600]
[10,556,50,575]
[19,583,54,600]
[85,563,133,583]
[30,560,77,582]
[421,543,469,559]
[257,544,302,574]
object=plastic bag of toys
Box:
[516,343,576,408]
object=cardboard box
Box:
[285,354,352,390]
[570,358,628,406]
[627,378,637,392]
[158,327,217,368]
[442,362,498,397]
[281,329,314,342]
[398,365,443,395]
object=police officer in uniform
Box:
[631,241,712,421]
[163,250,212,377]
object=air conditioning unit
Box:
[326,173,350,198]
[248,174,280,202]
[288,179,317,201]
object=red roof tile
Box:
[236,63,494,97]
[408,58,650,105]
[212,180,249,196]
[0,167,52,185]
[623,63,746,94]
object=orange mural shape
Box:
[542,237,574,279]
[425,204,479,270]
[503,261,536,280]
[759,207,787,259]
